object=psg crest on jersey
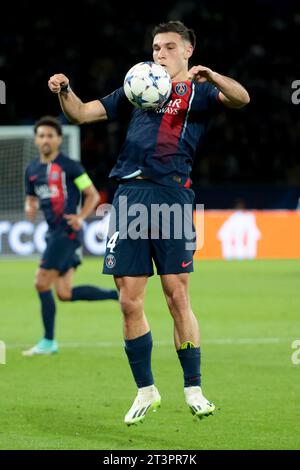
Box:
[175,82,188,96]
[51,171,59,180]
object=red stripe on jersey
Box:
[184,178,191,188]
[48,163,65,221]
[154,81,192,158]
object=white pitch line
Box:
[4,337,287,349]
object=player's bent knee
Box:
[56,290,72,302]
[34,279,51,292]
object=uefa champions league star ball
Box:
[123,61,172,109]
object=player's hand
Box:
[188,65,216,83]
[48,74,69,94]
[64,214,83,231]
[25,207,37,221]
[25,198,38,221]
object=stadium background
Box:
[1,0,300,208]
[1,0,300,452]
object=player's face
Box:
[152,32,193,81]
[35,126,62,157]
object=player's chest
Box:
[155,86,192,118]
[33,165,67,200]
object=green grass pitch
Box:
[0,258,299,450]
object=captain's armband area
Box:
[74,173,93,191]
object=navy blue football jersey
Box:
[100,80,222,187]
[25,153,87,234]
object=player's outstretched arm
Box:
[25,196,39,221]
[48,73,107,124]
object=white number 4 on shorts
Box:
[107,231,119,253]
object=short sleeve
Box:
[99,87,130,121]
[203,82,223,110]
[67,159,86,180]
[25,166,36,196]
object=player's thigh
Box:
[104,235,154,275]
[103,185,154,276]
[34,268,59,291]
[160,272,190,295]
[114,275,149,296]
[151,236,194,275]
[114,275,149,308]
[41,232,80,273]
[151,186,195,275]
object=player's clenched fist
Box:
[48,74,69,93]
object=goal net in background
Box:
[0,125,85,256]
[0,125,80,218]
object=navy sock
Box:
[38,290,56,340]
[71,285,118,301]
[177,346,201,387]
[125,331,154,388]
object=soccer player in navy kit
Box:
[48,21,250,423]
[23,116,118,356]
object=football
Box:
[123,61,172,109]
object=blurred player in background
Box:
[23,116,118,356]
[48,21,249,423]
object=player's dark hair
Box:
[34,116,62,136]
[152,21,196,49]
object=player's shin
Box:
[71,285,118,301]
[38,290,56,340]
[177,341,201,387]
[177,341,215,418]
[124,331,161,425]
[124,331,154,388]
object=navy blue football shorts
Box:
[103,179,196,276]
[40,229,82,275]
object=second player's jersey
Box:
[25,153,89,235]
[100,80,223,187]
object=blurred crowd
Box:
[1,0,300,204]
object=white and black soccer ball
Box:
[123,61,172,109]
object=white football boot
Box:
[184,386,215,419]
[124,385,161,425]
